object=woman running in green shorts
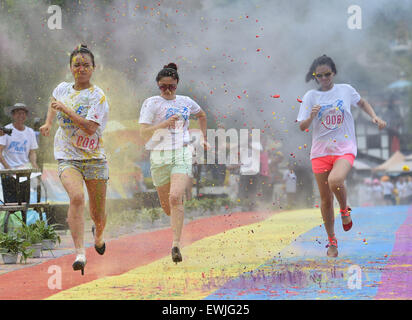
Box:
[40,44,109,275]
[139,63,208,264]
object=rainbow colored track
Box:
[0,205,411,300]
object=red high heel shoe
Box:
[340,207,352,232]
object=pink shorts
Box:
[311,154,355,174]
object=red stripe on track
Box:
[0,210,276,300]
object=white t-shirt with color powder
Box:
[52,82,109,160]
[139,95,202,150]
[0,124,38,168]
[297,84,361,160]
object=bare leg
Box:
[327,159,352,226]
[314,171,335,239]
[169,173,188,248]
[156,182,171,216]
[85,179,107,248]
[60,169,85,255]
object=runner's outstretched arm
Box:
[357,98,386,129]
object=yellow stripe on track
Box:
[48,209,325,300]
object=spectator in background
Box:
[397,176,407,205]
[406,176,412,204]
[372,178,383,205]
[283,164,297,209]
[0,103,39,203]
[208,135,227,186]
[239,140,262,209]
[259,142,271,203]
[359,177,373,206]
[225,144,240,201]
[381,176,395,205]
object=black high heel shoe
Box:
[72,254,86,275]
[92,225,106,255]
[171,247,182,264]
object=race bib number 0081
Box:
[71,133,99,151]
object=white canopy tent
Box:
[373,151,405,171]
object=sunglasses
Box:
[158,84,177,91]
[314,72,333,79]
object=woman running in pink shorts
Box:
[297,55,386,257]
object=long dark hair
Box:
[70,44,95,67]
[156,63,179,82]
[305,55,337,83]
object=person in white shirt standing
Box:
[283,164,297,209]
[0,103,39,203]
[406,176,412,204]
[139,63,208,264]
[238,141,262,210]
[372,179,384,205]
[381,176,395,206]
[297,55,386,258]
[40,44,109,275]
[397,177,407,205]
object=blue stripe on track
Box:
[205,206,410,300]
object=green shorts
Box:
[150,147,192,187]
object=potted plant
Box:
[16,224,43,258]
[31,220,61,250]
[0,232,32,264]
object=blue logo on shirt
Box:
[165,106,189,120]
[318,99,344,119]
[76,105,86,115]
[7,140,28,153]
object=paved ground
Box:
[0,205,411,300]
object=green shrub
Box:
[16,224,43,245]
[0,232,32,263]
[30,220,61,245]
[140,207,161,224]
[184,199,200,212]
